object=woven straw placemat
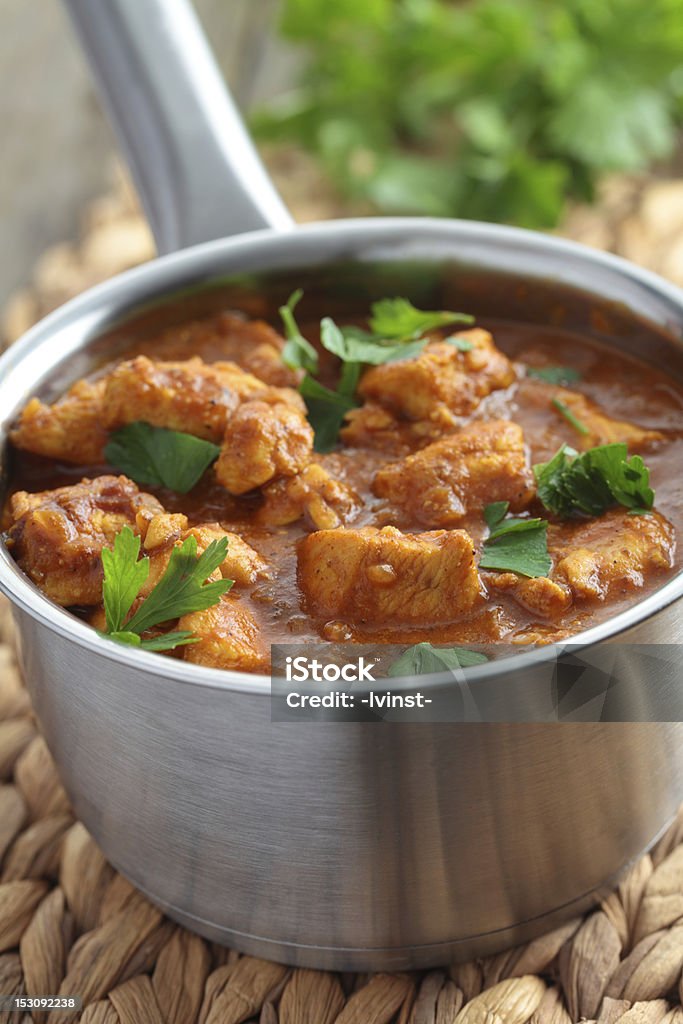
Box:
[2,600,683,1023]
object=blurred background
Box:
[3,0,683,344]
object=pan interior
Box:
[2,240,683,690]
[63,258,683,388]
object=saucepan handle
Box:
[62,0,294,253]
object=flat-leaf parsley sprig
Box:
[534,443,655,519]
[105,422,220,494]
[368,297,474,343]
[479,501,552,578]
[100,526,233,652]
[280,293,474,451]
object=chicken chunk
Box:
[215,399,313,494]
[12,353,306,469]
[485,572,573,620]
[102,355,302,443]
[257,463,361,530]
[487,509,675,619]
[552,387,664,451]
[135,510,189,551]
[184,525,268,585]
[179,594,269,672]
[11,378,109,464]
[211,313,301,389]
[357,329,515,429]
[519,378,664,460]
[135,512,268,594]
[298,525,482,627]
[136,311,300,388]
[551,509,675,600]
[101,355,253,441]
[340,403,445,453]
[7,476,162,606]
[373,420,535,526]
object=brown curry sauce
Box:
[6,314,683,656]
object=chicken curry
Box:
[3,294,682,675]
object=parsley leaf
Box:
[279,289,319,374]
[527,365,581,385]
[101,528,149,633]
[483,501,510,531]
[125,535,232,634]
[480,501,552,577]
[445,336,474,352]
[138,631,200,651]
[320,317,431,365]
[319,318,376,362]
[534,443,655,518]
[290,295,474,451]
[298,374,358,453]
[552,397,590,436]
[369,298,474,340]
[106,629,145,647]
[100,526,233,652]
[388,642,488,677]
[105,422,220,494]
[107,629,199,652]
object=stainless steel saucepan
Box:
[1,0,683,970]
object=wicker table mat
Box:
[1,601,683,1023]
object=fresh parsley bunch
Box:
[254,0,683,228]
[100,526,233,652]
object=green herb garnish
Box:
[552,397,590,436]
[483,501,509,530]
[105,422,220,494]
[254,1,682,230]
[388,642,488,677]
[299,374,359,453]
[319,317,426,366]
[480,501,552,578]
[446,336,475,352]
[368,297,474,340]
[290,293,473,450]
[279,289,319,374]
[534,443,654,519]
[527,365,581,385]
[100,526,233,652]
[101,526,149,634]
